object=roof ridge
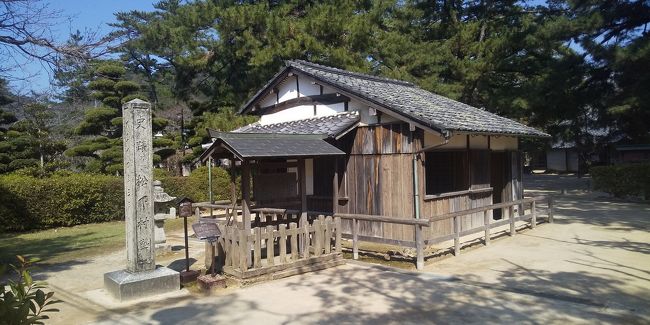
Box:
[288,60,415,87]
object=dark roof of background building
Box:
[200,132,344,161]
[233,112,359,138]
[240,60,549,138]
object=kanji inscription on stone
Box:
[122,99,155,273]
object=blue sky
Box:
[11,0,155,94]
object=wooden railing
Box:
[219,215,342,279]
[333,196,553,270]
[427,195,553,256]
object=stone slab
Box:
[104,266,180,301]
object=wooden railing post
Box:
[334,216,342,253]
[266,225,275,266]
[531,200,537,229]
[509,205,515,236]
[254,227,262,268]
[314,219,322,257]
[548,197,554,223]
[325,216,332,254]
[279,224,287,264]
[415,224,424,270]
[453,216,460,256]
[289,222,298,261]
[483,210,490,245]
[352,218,359,260]
[303,221,310,259]
[239,229,248,272]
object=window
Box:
[425,151,469,195]
[470,150,490,188]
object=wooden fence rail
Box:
[334,195,553,270]
[219,215,342,279]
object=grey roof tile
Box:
[232,112,359,138]
[281,60,549,137]
[204,132,344,159]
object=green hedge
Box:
[0,173,124,231]
[0,167,235,232]
[158,166,238,203]
[591,164,650,199]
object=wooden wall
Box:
[335,123,521,243]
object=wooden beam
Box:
[242,160,252,266]
[258,93,351,115]
[333,158,339,214]
[298,158,307,255]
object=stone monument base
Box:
[104,266,179,301]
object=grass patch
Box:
[0,217,195,265]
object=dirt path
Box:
[41,174,650,324]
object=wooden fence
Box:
[218,215,343,279]
[334,195,553,270]
[196,196,554,273]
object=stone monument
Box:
[104,99,179,301]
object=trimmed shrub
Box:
[158,166,237,203]
[0,173,124,231]
[0,166,236,232]
[590,164,650,199]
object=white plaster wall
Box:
[299,78,320,96]
[316,103,345,116]
[278,79,298,102]
[490,136,518,150]
[260,105,315,125]
[380,111,401,123]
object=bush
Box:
[159,166,237,203]
[590,164,650,199]
[0,173,124,232]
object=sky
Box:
[11,0,156,94]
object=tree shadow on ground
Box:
[89,259,649,324]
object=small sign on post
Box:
[177,197,199,284]
[192,221,222,277]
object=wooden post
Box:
[239,228,247,271]
[230,158,237,223]
[334,216,342,253]
[231,227,239,268]
[324,216,332,254]
[352,218,359,260]
[318,215,326,251]
[548,197,554,223]
[279,224,287,264]
[254,227,262,268]
[303,221,310,259]
[313,219,322,257]
[289,222,298,261]
[453,216,460,256]
[531,200,537,229]
[333,158,339,214]
[266,225,275,266]
[415,224,424,270]
[509,205,515,236]
[484,210,490,245]
[242,160,252,266]
[298,158,307,255]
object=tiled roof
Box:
[243,60,547,137]
[201,132,344,160]
[233,112,359,138]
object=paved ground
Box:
[40,174,650,324]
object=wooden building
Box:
[199,60,549,250]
